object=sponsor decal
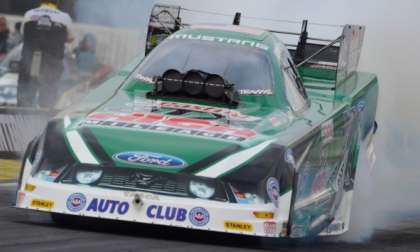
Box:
[86,198,130,215]
[82,112,256,142]
[146,205,188,222]
[157,101,260,122]
[113,152,187,168]
[67,193,130,215]
[189,207,210,227]
[234,191,246,199]
[35,170,60,182]
[253,211,274,219]
[233,190,249,204]
[266,177,280,207]
[324,222,345,234]
[31,199,54,210]
[239,89,273,96]
[169,33,270,51]
[66,193,87,212]
[146,205,210,227]
[321,119,334,144]
[16,192,26,206]
[263,221,277,235]
[135,74,155,84]
[224,221,253,232]
[284,149,296,167]
[231,186,260,204]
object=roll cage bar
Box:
[146,4,365,88]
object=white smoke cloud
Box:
[74,0,155,28]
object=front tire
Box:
[50,213,80,226]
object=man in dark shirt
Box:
[18,0,74,108]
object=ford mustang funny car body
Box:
[15,4,378,238]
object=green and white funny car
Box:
[15,5,378,238]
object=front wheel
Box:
[50,213,80,226]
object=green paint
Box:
[58,26,378,179]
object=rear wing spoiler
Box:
[285,23,365,86]
[146,4,365,86]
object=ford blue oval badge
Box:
[113,152,187,168]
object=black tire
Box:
[17,138,37,189]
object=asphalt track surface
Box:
[1,183,420,252]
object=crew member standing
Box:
[8,22,23,50]
[18,0,74,108]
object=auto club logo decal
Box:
[113,152,187,168]
[266,177,280,207]
[188,207,210,227]
[66,193,87,212]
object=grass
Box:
[0,159,21,181]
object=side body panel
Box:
[289,72,378,237]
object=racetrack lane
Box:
[1,183,420,252]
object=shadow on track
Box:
[11,210,362,251]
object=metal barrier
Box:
[0,107,52,158]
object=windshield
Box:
[137,38,274,95]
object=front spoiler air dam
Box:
[15,178,292,238]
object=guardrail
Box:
[0,107,52,158]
